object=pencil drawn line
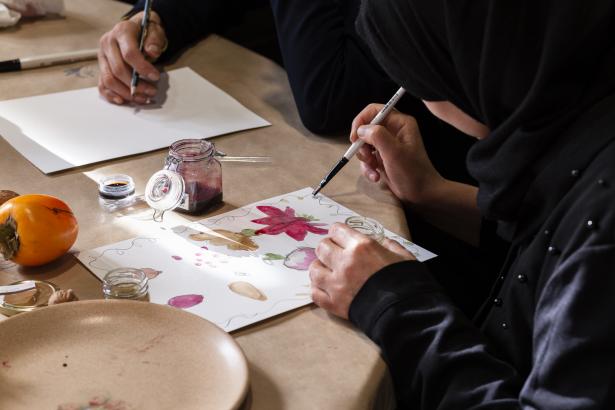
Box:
[86,237,158,271]
[218,296,311,330]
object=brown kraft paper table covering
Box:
[0,0,411,408]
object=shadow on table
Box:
[13,253,78,281]
[242,363,284,409]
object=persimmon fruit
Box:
[0,194,78,267]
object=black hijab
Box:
[356,0,615,221]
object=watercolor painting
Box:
[78,188,436,332]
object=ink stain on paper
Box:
[228,281,267,301]
[168,294,204,309]
[171,255,182,261]
[251,205,327,241]
[190,229,258,251]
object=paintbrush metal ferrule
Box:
[312,157,349,196]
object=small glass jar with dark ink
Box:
[166,139,223,213]
[144,139,223,221]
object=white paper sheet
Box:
[0,67,270,173]
[78,188,437,332]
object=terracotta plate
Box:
[0,300,249,410]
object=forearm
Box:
[131,0,235,59]
[411,179,481,246]
[350,262,522,408]
[269,0,400,134]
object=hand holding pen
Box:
[130,0,153,97]
[312,88,405,195]
[97,4,167,105]
[347,100,445,206]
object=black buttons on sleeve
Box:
[517,274,528,283]
[493,297,503,307]
[571,169,581,178]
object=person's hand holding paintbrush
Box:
[97,3,166,105]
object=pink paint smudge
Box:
[195,253,202,256]
[171,255,182,261]
[140,268,162,279]
[168,294,204,309]
[195,263,202,266]
[251,206,327,241]
[201,246,209,250]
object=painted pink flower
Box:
[251,206,327,241]
[284,247,317,271]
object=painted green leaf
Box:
[241,228,257,237]
[263,253,285,261]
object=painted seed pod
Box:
[228,281,267,301]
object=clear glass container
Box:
[165,139,223,214]
[98,174,137,212]
[344,216,385,243]
[144,139,223,222]
[102,268,149,300]
[0,280,59,316]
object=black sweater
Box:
[130,0,475,181]
[350,95,615,408]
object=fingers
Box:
[311,286,332,311]
[328,223,373,249]
[315,237,343,270]
[98,16,162,104]
[309,259,331,293]
[115,22,160,82]
[143,21,167,60]
[356,144,381,182]
[98,49,130,103]
[381,238,417,260]
[102,35,133,90]
[360,162,380,182]
[350,103,412,143]
[350,103,384,143]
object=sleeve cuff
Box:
[349,260,441,335]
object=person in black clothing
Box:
[309,0,615,408]
[98,0,501,317]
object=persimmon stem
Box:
[0,215,19,261]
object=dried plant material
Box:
[228,281,267,301]
[190,229,258,251]
[0,190,19,206]
[48,289,78,305]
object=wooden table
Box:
[0,1,408,408]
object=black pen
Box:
[312,87,406,196]
[130,0,153,96]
